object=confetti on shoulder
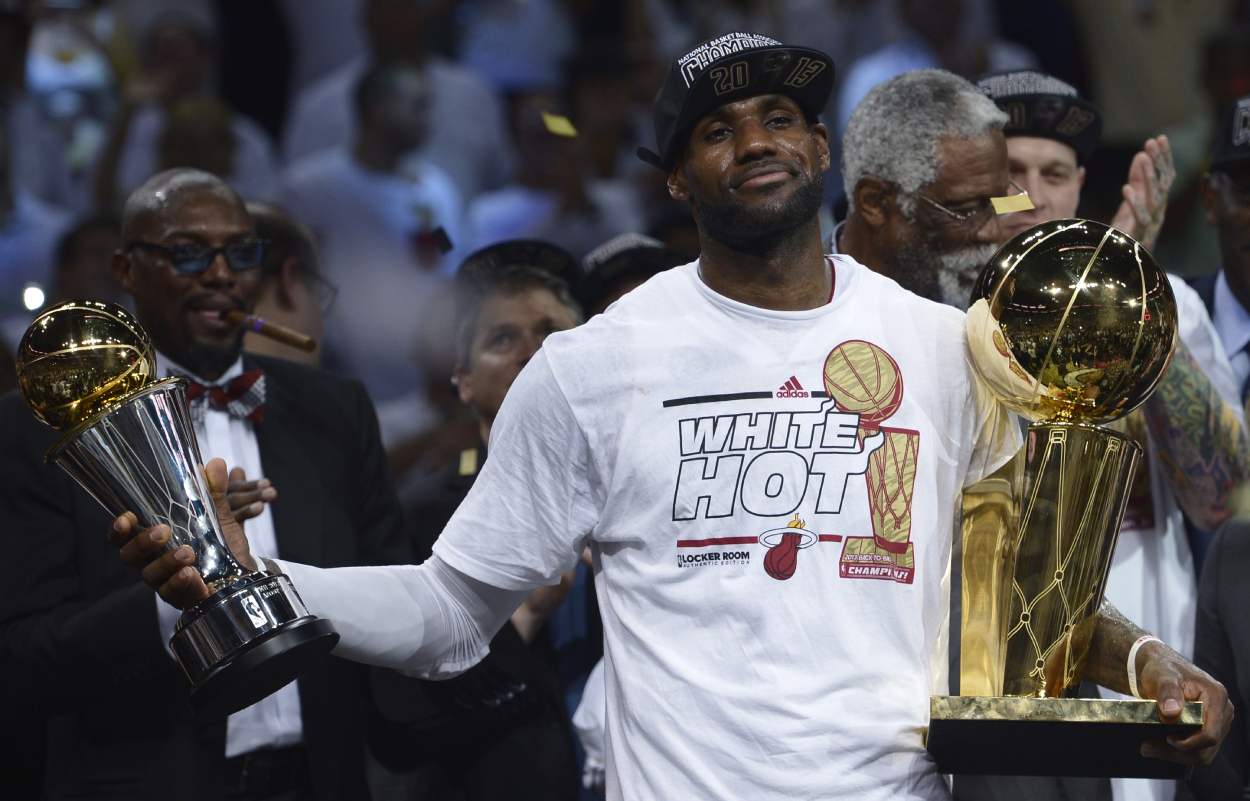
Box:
[541,112,578,137]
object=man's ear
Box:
[453,363,473,407]
[1078,166,1086,188]
[1200,173,1219,227]
[853,175,894,229]
[668,163,691,201]
[111,250,136,294]
[811,122,831,173]
[274,257,301,311]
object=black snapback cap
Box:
[638,32,834,171]
[1211,95,1250,172]
[578,233,689,310]
[976,70,1102,165]
[456,239,580,295]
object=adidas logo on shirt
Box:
[775,376,810,398]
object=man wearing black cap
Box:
[975,70,1250,801]
[577,233,688,316]
[115,36,1232,800]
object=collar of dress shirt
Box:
[156,350,245,387]
[1213,270,1250,359]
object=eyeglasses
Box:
[126,240,270,276]
[906,179,1029,230]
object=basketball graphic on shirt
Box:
[823,340,904,430]
[759,515,817,580]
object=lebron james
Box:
[113,35,1230,799]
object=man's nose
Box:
[734,118,778,162]
[973,210,1004,245]
[198,251,237,287]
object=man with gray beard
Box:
[831,69,1009,309]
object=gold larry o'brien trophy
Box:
[924,219,1203,779]
[16,300,339,721]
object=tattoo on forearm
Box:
[1141,340,1250,530]
[1084,601,1151,694]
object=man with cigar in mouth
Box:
[114,39,1232,800]
[0,167,409,799]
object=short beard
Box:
[692,167,824,255]
[888,232,996,311]
[936,243,998,311]
[181,330,246,378]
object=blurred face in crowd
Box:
[160,100,235,177]
[998,136,1084,242]
[512,92,581,189]
[670,94,829,253]
[455,287,577,440]
[56,220,126,306]
[1202,165,1250,304]
[900,0,962,47]
[113,184,265,380]
[376,68,431,153]
[1205,42,1250,114]
[873,131,1008,309]
[146,22,214,101]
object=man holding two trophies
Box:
[112,37,1233,798]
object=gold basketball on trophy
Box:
[966,218,1177,424]
[16,299,156,431]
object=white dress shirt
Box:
[153,352,303,757]
[1212,270,1250,398]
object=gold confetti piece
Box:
[459,448,478,476]
[991,193,1035,214]
[541,112,578,137]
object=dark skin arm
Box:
[1084,601,1234,766]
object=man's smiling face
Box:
[668,94,830,253]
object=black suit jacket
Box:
[1186,518,1250,800]
[0,354,412,800]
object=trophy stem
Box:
[1001,423,1140,698]
[46,377,251,585]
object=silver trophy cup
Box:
[48,377,339,720]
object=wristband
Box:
[1127,635,1162,699]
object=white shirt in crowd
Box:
[1212,270,1250,397]
[455,0,577,94]
[279,147,463,446]
[105,103,280,205]
[153,352,303,759]
[282,55,512,203]
[467,181,645,262]
[1100,276,1243,801]
[276,255,1022,800]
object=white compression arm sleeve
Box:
[274,555,532,680]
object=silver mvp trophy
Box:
[16,300,339,721]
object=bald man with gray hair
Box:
[834,69,1013,309]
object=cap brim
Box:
[660,45,834,170]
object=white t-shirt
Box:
[279,148,464,445]
[431,256,1021,800]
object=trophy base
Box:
[926,696,1202,779]
[171,573,340,722]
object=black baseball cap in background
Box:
[456,239,581,297]
[579,233,689,312]
[1211,95,1250,173]
[638,32,835,171]
[976,70,1102,165]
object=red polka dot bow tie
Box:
[184,370,266,425]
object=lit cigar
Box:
[222,310,317,353]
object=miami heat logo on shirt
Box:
[667,340,922,585]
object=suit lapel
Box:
[247,357,325,566]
